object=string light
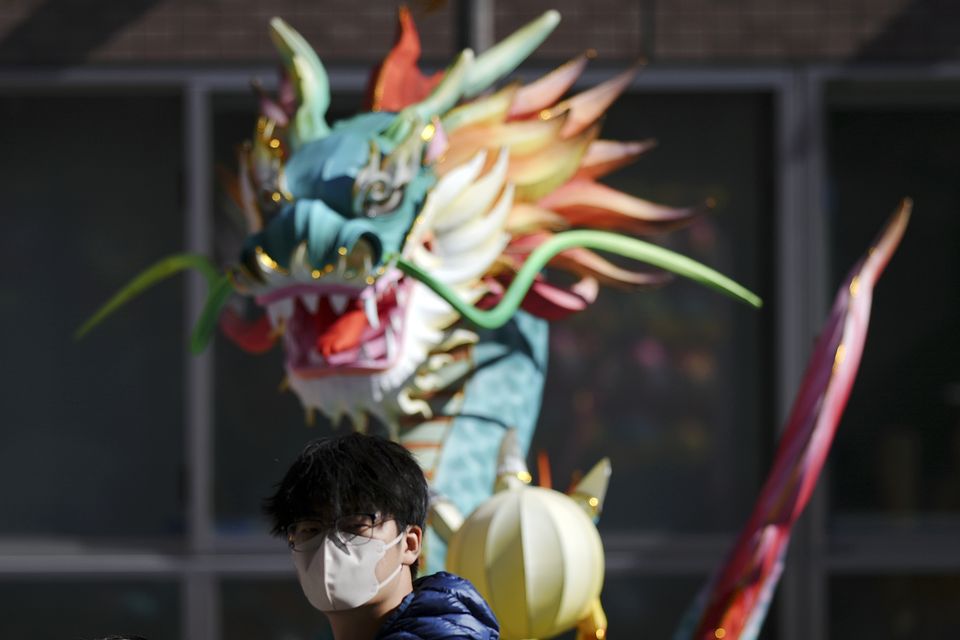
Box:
[255,246,287,274]
[849,275,860,296]
[833,343,847,374]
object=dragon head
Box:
[227,102,443,426]
[215,11,760,433]
[80,8,760,444]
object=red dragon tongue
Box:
[315,307,370,357]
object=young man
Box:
[265,432,499,640]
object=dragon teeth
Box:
[363,294,380,329]
[301,293,319,314]
[329,294,348,314]
[385,326,397,358]
[266,298,294,327]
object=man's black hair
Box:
[264,431,428,543]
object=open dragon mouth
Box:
[256,270,410,377]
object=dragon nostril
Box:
[339,235,382,274]
[343,238,379,276]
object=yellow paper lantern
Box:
[437,431,611,640]
[447,485,604,639]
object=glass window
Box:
[597,574,778,640]
[602,575,705,639]
[0,580,179,639]
[533,92,775,533]
[221,578,331,640]
[830,575,960,638]
[0,94,186,538]
[826,83,960,528]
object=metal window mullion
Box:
[469,0,495,53]
[776,69,808,640]
[775,68,829,640]
[183,80,220,640]
[456,0,494,54]
[803,67,831,640]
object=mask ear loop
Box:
[375,529,411,590]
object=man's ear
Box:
[402,525,422,566]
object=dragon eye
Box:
[367,179,392,204]
[352,139,416,218]
[355,173,404,218]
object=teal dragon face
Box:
[241,112,436,276]
[227,108,456,425]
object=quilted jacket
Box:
[375,571,500,639]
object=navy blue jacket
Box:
[375,572,500,639]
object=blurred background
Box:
[1,0,959,638]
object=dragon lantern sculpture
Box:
[79,8,910,639]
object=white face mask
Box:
[293,529,406,611]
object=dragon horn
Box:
[495,429,532,491]
[428,490,464,544]
[409,48,475,124]
[386,48,474,143]
[463,10,561,98]
[569,458,612,522]
[390,7,559,140]
[269,17,331,147]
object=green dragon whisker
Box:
[190,275,235,354]
[393,229,763,331]
[74,253,231,355]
